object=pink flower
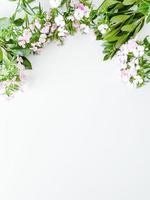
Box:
[76,3,85,10]
[18,38,26,48]
[41,25,50,34]
[18,29,32,47]
[73,21,80,30]
[120,69,130,82]
[41,23,51,34]
[74,3,90,20]
[127,39,138,52]
[22,29,32,43]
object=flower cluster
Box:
[17,1,92,55]
[18,17,51,54]
[74,3,90,20]
[0,0,94,97]
[117,39,147,87]
[18,29,32,48]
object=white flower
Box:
[136,65,141,70]
[30,43,42,54]
[127,39,138,52]
[117,54,128,65]
[39,34,47,44]
[133,75,143,87]
[17,62,24,71]
[98,24,109,35]
[55,15,65,27]
[18,39,26,48]
[119,44,129,56]
[80,24,89,34]
[132,49,139,57]
[136,75,143,84]
[137,45,144,57]
[46,13,50,21]
[129,66,137,77]
[74,9,84,20]
[128,58,139,69]
[132,45,144,58]
[49,0,61,8]
[58,27,68,37]
[74,3,90,20]
[67,16,75,21]
[31,45,38,52]
[17,56,23,64]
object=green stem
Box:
[25,0,35,14]
[13,0,21,19]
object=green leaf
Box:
[22,56,32,70]
[98,0,118,13]
[103,29,120,41]
[121,21,138,32]
[14,18,24,26]
[138,1,150,16]
[123,0,139,5]
[146,14,150,23]
[116,34,129,48]
[111,15,130,24]
[13,48,31,57]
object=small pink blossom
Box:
[74,3,90,20]
[127,39,138,52]
[120,68,130,82]
[18,29,32,47]
[41,26,50,34]
[18,38,26,48]
[73,21,80,30]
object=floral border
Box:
[0,0,150,96]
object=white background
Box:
[0,0,150,199]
